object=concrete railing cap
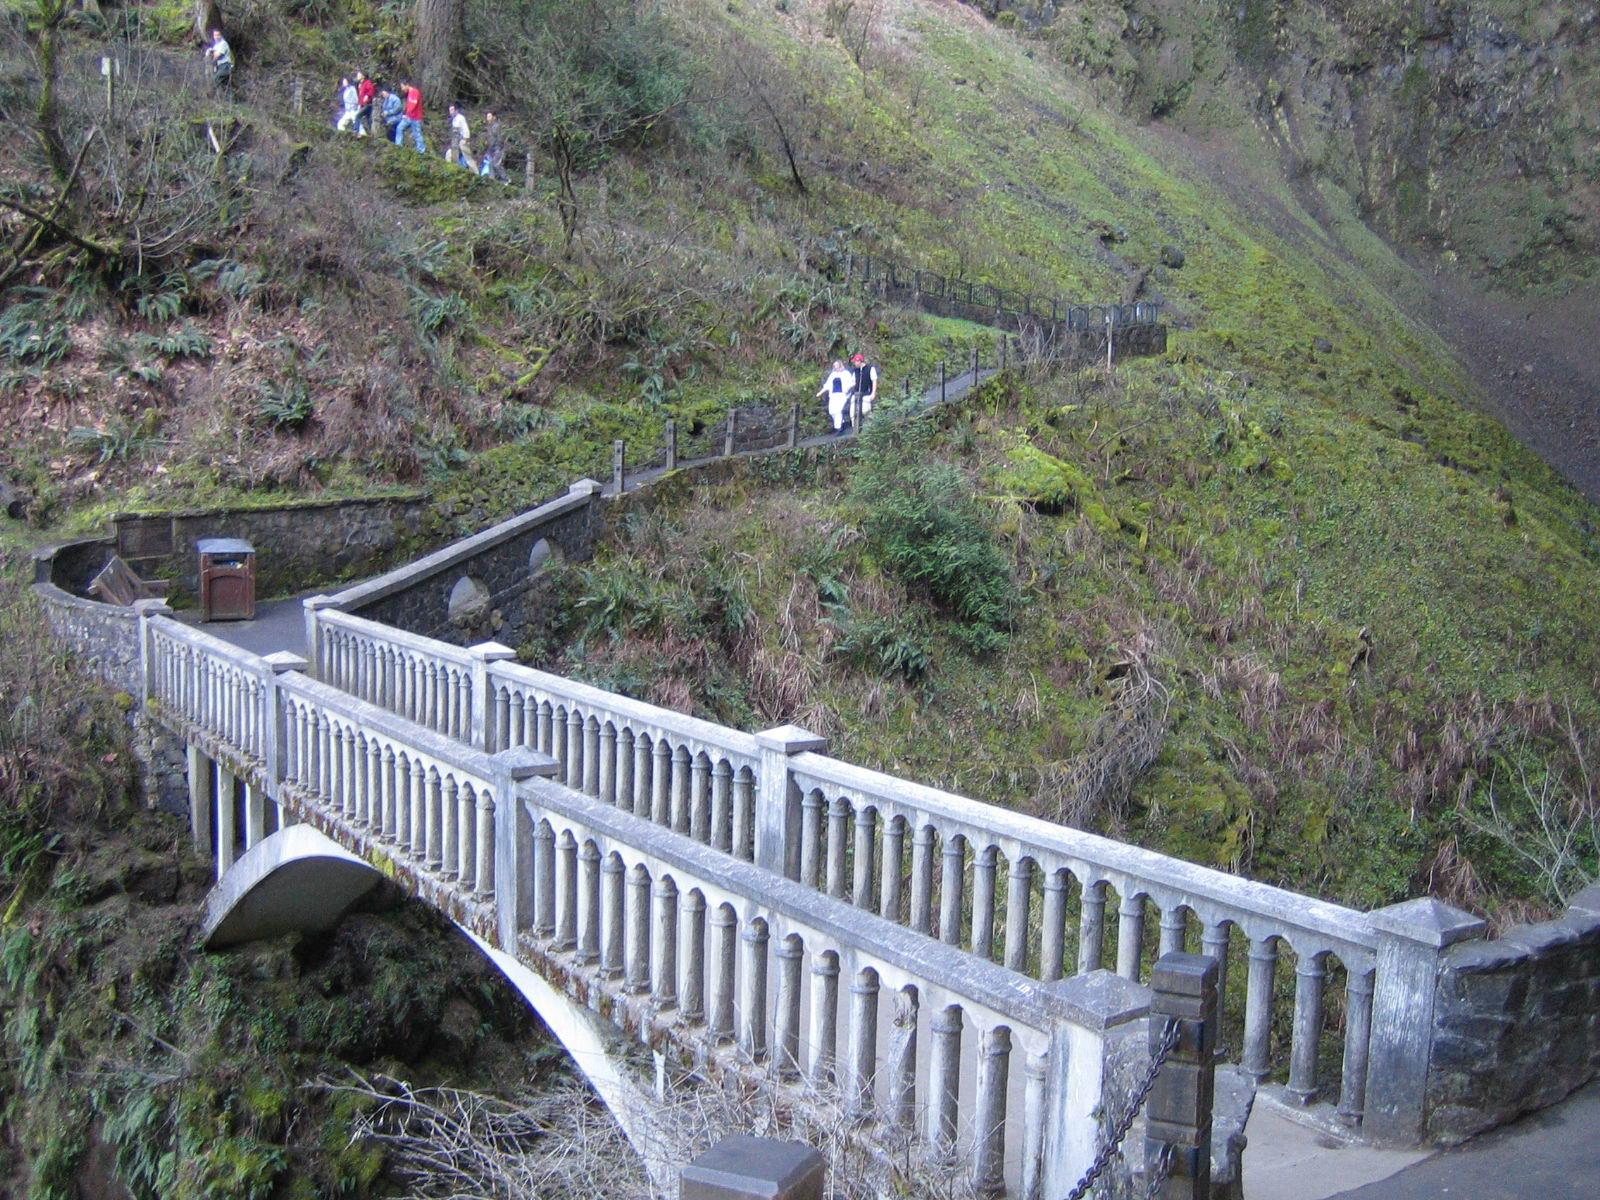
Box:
[1368,897,1488,948]
[755,724,828,754]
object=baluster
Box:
[537,700,553,755]
[555,832,578,949]
[442,775,462,878]
[972,846,997,961]
[972,1027,1012,1199]
[1117,892,1146,981]
[633,732,653,816]
[1160,906,1188,958]
[670,746,691,833]
[495,685,512,753]
[809,953,839,1087]
[365,735,382,830]
[928,1005,963,1153]
[852,806,876,909]
[710,760,732,851]
[826,799,849,899]
[689,754,710,842]
[626,865,652,993]
[601,854,625,976]
[940,836,966,946]
[1023,1052,1049,1199]
[598,722,617,803]
[1287,950,1327,1103]
[1337,965,1375,1127]
[616,728,636,808]
[888,987,919,1130]
[651,876,678,1008]
[383,748,400,843]
[1242,936,1279,1082]
[774,936,804,1080]
[740,921,769,1062]
[409,757,426,859]
[800,791,824,887]
[510,691,527,749]
[879,817,905,923]
[583,717,600,796]
[566,709,584,790]
[911,825,936,935]
[425,662,440,732]
[1202,921,1232,1021]
[456,667,472,740]
[680,890,706,1022]
[651,739,671,825]
[848,969,879,1117]
[1079,880,1106,972]
[1042,869,1068,980]
[577,842,601,963]
[534,823,556,937]
[732,768,755,860]
[709,905,737,1042]
[474,786,494,896]
[1004,857,1033,971]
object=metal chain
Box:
[1061,1018,1181,1200]
[1142,1144,1176,1200]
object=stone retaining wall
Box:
[1425,884,1600,1142]
[322,482,606,645]
[32,540,143,696]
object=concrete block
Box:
[680,1135,825,1200]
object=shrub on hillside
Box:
[849,405,1016,651]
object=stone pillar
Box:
[244,783,265,851]
[651,875,678,1009]
[1336,964,1375,1127]
[491,749,554,949]
[710,761,732,852]
[680,1136,825,1200]
[972,1026,1012,1199]
[1200,922,1231,1028]
[689,754,710,842]
[710,904,738,1043]
[215,766,237,878]
[927,1005,962,1153]
[1287,951,1328,1104]
[671,746,691,833]
[651,739,671,825]
[555,831,578,950]
[754,725,828,881]
[1005,856,1033,972]
[533,821,556,937]
[441,775,460,878]
[740,921,769,1062]
[787,404,800,449]
[631,732,651,816]
[879,817,904,923]
[1118,893,1146,981]
[800,790,824,888]
[567,709,585,792]
[468,642,516,753]
[848,969,880,1118]
[887,986,918,1130]
[1144,953,1219,1200]
[852,806,875,910]
[134,599,172,711]
[826,798,849,899]
[1159,907,1188,959]
[626,864,652,993]
[457,778,477,886]
[616,728,635,809]
[809,953,840,1087]
[724,408,738,457]
[774,936,804,1080]
[302,595,335,681]
[664,419,677,470]
[186,743,213,856]
[1022,1051,1049,1200]
[1241,936,1278,1082]
[911,825,936,935]
[939,836,966,946]
[583,718,601,797]
[1042,869,1068,981]
[598,722,617,804]
[971,845,997,959]
[602,854,626,977]
[1363,899,1486,1144]
[612,439,626,494]
[411,758,428,861]
[577,840,601,963]
[680,889,706,1023]
[731,769,755,860]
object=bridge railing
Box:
[147,616,272,765]
[504,770,1150,1200]
[311,607,480,742]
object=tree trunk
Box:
[414,0,462,106]
[194,0,222,44]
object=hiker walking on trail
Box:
[478,111,509,182]
[205,29,233,91]
[817,358,854,434]
[335,77,360,133]
[850,353,878,426]
[355,71,376,135]
[394,83,426,152]
[380,88,403,140]
[446,104,476,171]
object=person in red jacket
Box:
[394,82,426,152]
[355,71,377,137]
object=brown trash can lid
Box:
[197,537,255,555]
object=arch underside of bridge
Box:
[202,825,678,1191]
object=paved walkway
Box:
[175,593,309,658]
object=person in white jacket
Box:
[817,359,854,433]
[446,104,477,170]
[335,77,360,132]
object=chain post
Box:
[1144,952,1218,1200]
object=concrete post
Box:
[533,820,556,935]
[1241,936,1278,1082]
[1004,856,1033,971]
[809,953,840,1087]
[244,783,265,850]
[826,798,848,899]
[651,875,678,1009]
[775,935,804,1080]
[879,817,904,923]
[710,761,732,852]
[972,845,997,960]
[1042,869,1068,981]
[577,840,601,964]
[134,599,172,711]
[1363,899,1487,1144]
[740,920,769,1062]
[1337,964,1376,1127]
[939,360,947,403]
[710,904,738,1042]
[186,742,213,855]
[724,408,738,457]
[887,986,919,1130]
[927,1004,962,1152]
[973,1026,1012,1198]
[851,806,875,910]
[911,825,936,935]
[680,1136,825,1200]
[1118,893,1146,981]
[555,831,578,949]
[302,595,336,681]
[1287,951,1328,1104]
[491,749,556,947]
[848,968,880,1118]
[680,888,706,1022]
[215,766,238,877]
[939,836,966,945]
[664,419,677,470]
[754,725,827,881]
[261,651,306,787]
[612,439,625,493]
[1144,952,1219,1200]
[800,790,824,887]
[467,643,515,753]
[787,404,800,449]
[602,854,625,977]
[626,864,652,993]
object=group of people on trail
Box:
[816,353,879,435]
[336,77,510,183]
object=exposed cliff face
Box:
[989,0,1600,284]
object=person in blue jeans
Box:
[393,82,426,152]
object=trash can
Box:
[198,538,256,622]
